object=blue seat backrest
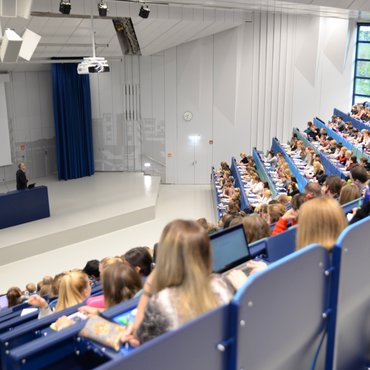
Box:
[266,226,297,263]
[0,311,20,324]
[341,197,362,214]
[0,303,86,369]
[5,299,139,370]
[0,308,12,318]
[233,244,330,370]
[0,311,39,336]
[326,216,370,370]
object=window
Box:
[353,24,370,104]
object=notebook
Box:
[210,223,252,274]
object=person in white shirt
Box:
[251,176,264,195]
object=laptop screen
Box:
[210,224,251,273]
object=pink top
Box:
[86,295,105,309]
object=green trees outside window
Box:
[354,25,370,104]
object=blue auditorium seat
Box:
[232,244,330,370]
[266,226,297,263]
[326,215,370,370]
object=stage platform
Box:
[0,172,160,267]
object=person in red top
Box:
[272,193,306,235]
[336,147,347,165]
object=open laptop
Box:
[210,223,252,275]
[27,183,36,189]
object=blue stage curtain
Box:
[52,63,94,180]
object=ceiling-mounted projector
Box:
[77,57,110,74]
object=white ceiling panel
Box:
[140,21,183,49]
[115,1,131,17]
[140,20,204,55]
[311,0,354,7]
[188,22,241,43]
[0,0,370,68]
[31,0,53,13]
[289,0,314,4]
[350,0,370,12]
[26,17,50,33]
[35,46,62,57]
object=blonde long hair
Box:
[152,220,220,322]
[55,271,90,312]
[296,197,347,251]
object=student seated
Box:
[82,260,100,285]
[121,220,244,345]
[339,184,361,205]
[123,247,153,280]
[287,181,300,197]
[346,156,359,171]
[360,157,370,172]
[322,175,343,199]
[241,215,271,244]
[79,262,142,315]
[248,197,347,273]
[295,197,347,251]
[350,166,369,195]
[267,203,286,225]
[25,283,37,295]
[28,271,91,318]
[337,147,347,165]
[347,183,370,224]
[272,193,306,235]
[6,287,23,307]
[304,121,318,140]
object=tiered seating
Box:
[9,215,369,370]
[230,158,249,210]
[252,148,280,197]
[293,127,320,155]
[0,303,86,369]
[235,163,261,208]
[316,116,370,162]
[290,124,348,180]
[210,167,226,219]
[233,243,329,370]
[334,108,370,134]
[327,216,370,370]
[2,105,370,370]
[311,118,349,179]
[271,137,308,192]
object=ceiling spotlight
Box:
[139,4,150,19]
[59,0,71,15]
[98,1,108,17]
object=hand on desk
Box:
[226,270,249,291]
[246,260,268,275]
[78,305,101,316]
[120,323,140,347]
[54,315,76,331]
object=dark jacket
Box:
[16,169,28,190]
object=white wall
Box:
[0,70,56,185]
[163,12,355,184]
[90,56,166,179]
[0,82,12,167]
[292,17,355,129]
[88,12,356,185]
